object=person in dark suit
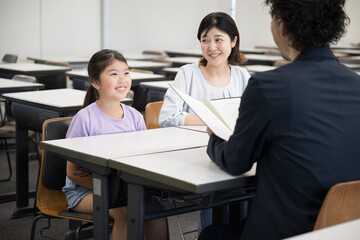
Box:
[199,0,360,239]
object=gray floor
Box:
[0,149,199,240]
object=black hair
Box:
[264,0,350,52]
[197,12,247,66]
[83,49,127,107]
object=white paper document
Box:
[170,85,241,141]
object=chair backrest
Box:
[130,68,154,74]
[37,117,73,216]
[2,54,18,63]
[38,116,126,216]
[12,74,37,83]
[44,60,70,67]
[314,180,360,230]
[145,101,163,129]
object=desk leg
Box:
[92,173,110,240]
[11,123,32,219]
[213,205,229,225]
[127,183,145,240]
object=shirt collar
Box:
[294,46,338,62]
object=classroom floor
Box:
[0,146,199,240]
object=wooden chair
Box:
[44,60,70,67]
[12,74,37,83]
[31,117,124,240]
[130,68,154,74]
[30,117,94,240]
[145,101,163,129]
[2,53,18,63]
[142,50,167,57]
[314,180,360,230]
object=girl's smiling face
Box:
[92,59,132,102]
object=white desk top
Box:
[67,69,165,81]
[139,80,173,90]
[2,88,131,110]
[162,67,180,73]
[0,63,70,72]
[110,146,255,193]
[27,56,89,64]
[127,60,171,69]
[123,53,162,61]
[40,127,209,166]
[177,125,207,133]
[343,63,360,69]
[338,49,360,55]
[2,88,85,109]
[285,219,360,240]
[159,57,201,65]
[0,78,44,90]
[246,65,277,73]
[245,54,284,62]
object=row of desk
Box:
[39,126,255,240]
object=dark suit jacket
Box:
[207,47,360,240]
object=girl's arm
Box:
[66,160,93,189]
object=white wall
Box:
[0,0,358,62]
[0,0,101,62]
[109,0,229,53]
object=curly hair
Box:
[264,0,350,52]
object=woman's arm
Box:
[184,115,205,125]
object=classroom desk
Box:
[2,89,85,218]
[243,54,284,65]
[156,57,201,67]
[0,78,44,95]
[343,63,360,70]
[246,65,277,74]
[285,219,360,240]
[2,89,131,218]
[39,127,255,240]
[162,67,179,79]
[337,49,360,56]
[123,53,163,61]
[27,56,89,69]
[165,49,202,57]
[139,80,172,103]
[127,60,171,74]
[176,125,207,133]
[67,69,166,89]
[0,63,71,89]
[67,70,166,110]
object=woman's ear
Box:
[231,36,238,48]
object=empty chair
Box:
[2,54,18,63]
[314,180,360,230]
[145,101,163,129]
[12,74,36,83]
[44,60,70,67]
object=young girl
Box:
[159,12,251,234]
[62,49,167,240]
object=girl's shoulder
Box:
[122,104,143,118]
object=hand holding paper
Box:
[170,85,241,141]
